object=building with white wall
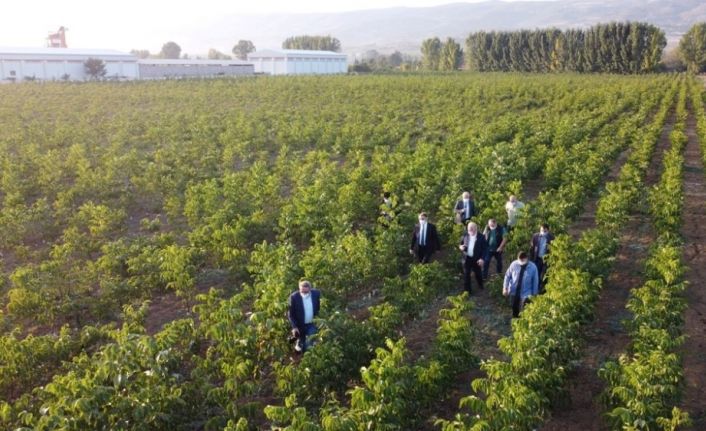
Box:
[1,47,350,82]
[138,59,254,79]
[0,47,139,82]
[248,49,347,75]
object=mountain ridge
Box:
[182,0,706,57]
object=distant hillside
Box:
[184,0,706,58]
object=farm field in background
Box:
[0,73,704,430]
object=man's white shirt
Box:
[467,234,477,257]
[302,293,313,324]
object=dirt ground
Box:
[542,109,675,430]
[679,101,706,430]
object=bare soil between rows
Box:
[542,108,676,430]
[679,101,706,430]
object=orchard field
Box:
[0,73,705,430]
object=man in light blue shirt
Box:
[503,251,539,318]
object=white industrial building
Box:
[138,59,254,79]
[0,47,347,82]
[248,49,348,75]
[0,47,139,82]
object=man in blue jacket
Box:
[503,251,539,318]
[287,280,321,353]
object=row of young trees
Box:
[464,22,666,73]
[130,34,340,63]
[349,50,421,73]
[442,74,679,431]
[130,40,256,61]
[420,21,706,75]
[0,74,673,430]
[282,35,341,52]
[420,37,463,71]
[262,76,674,431]
[600,79,692,430]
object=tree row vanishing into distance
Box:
[422,22,666,74]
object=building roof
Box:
[248,49,347,59]
[0,47,136,61]
[139,59,253,66]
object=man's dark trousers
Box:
[512,264,528,318]
[483,251,503,279]
[463,256,484,293]
[534,256,546,293]
[417,245,433,263]
[296,323,317,352]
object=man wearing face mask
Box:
[454,191,476,225]
[458,221,488,294]
[530,223,554,292]
[288,279,321,353]
[410,212,440,263]
[503,251,539,318]
[482,218,507,279]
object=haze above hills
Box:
[184,0,706,57]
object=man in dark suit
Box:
[459,221,488,294]
[409,212,440,263]
[287,280,321,353]
[529,223,555,293]
[454,191,476,225]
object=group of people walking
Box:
[287,191,553,352]
[409,192,553,317]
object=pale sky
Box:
[0,0,553,53]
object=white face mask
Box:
[301,292,310,299]
[463,198,470,203]
[419,219,426,224]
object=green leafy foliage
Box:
[0,73,682,430]
[599,77,693,431]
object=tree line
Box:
[130,35,341,62]
[461,22,666,73]
[420,37,463,71]
[282,35,341,52]
[130,40,256,61]
[679,23,706,74]
[420,22,706,75]
[349,50,421,73]
[131,22,706,74]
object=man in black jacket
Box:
[454,191,476,225]
[459,221,488,294]
[483,218,507,279]
[287,280,321,353]
[409,212,440,263]
[529,223,555,292]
